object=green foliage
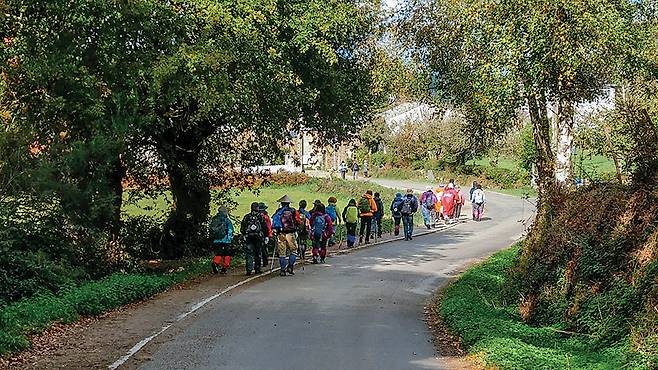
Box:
[517,122,538,173]
[0,258,210,355]
[441,245,653,369]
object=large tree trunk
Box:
[555,99,574,185]
[158,133,211,259]
[527,91,556,204]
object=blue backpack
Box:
[326,204,338,222]
[312,215,327,238]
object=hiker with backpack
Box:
[325,197,341,248]
[352,160,359,180]
[342,199,359,248]
[309,203,335,264]
[471,184,487,221]
[469,181,479,219]
[390,192,404,236]
[362,159,369,178]
[259,202,273,268]
[297,200,312,260]
[372,192,384,239]
[441,183,458,223]
[339,161,348,180]
[209,206,235,274]
[240,202,269,275]
[420,186,438,229]
[272,195,302,276]
[358,190,378,244]
[401,189,419,241]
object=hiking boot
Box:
[426,224,431,230]
[312,256,319,264]
[320,257,325,264]
[262,260,268,267]
[246,271,252,276]
[279,270,287,277]
[211,263,219,274]
[255,269,262,274]
[287,266,295,275]
[359,236,363,244]
[220,268,227,274]
[365,240,370,245]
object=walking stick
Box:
[270,234,277,272]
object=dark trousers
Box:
[261,238,271,267]
[359,215,372,241]
[346,222,357,247]
[402,215,414,238]
[374,216,383,237]
[393,216,402,236]
[245,236,262,273]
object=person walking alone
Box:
[362,159,369,178]
[240,202,268,275]
[339,161,348,180]
[401,189,418,241]
[357,190,378,244]
[352,160,359,180]
[472,184,487,221]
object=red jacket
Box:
[262,212,273,237]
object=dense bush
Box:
[507,185,658,367]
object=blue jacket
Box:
[390,194,404,217]
[213,218,234,244]
[325,204,339,223]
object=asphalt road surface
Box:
[141,185,528,370]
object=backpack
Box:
[392,199,403,216]
[280,208,297,233]
[298,211,309,236]
[423,191,435,209]
[401,198,413,214]
[210,213,229,240]
[312,214,327,239]
[473,190,485,204]
[374,198,384,217]
[358,196,371,213]
[345,206,359,223]
[326,205,338,222]
[245,213,262,237]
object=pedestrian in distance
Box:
[325,196,341,247]
[372,192,384,239]
[390,192,404,236]
[209,206,234,274]
[272,195,302,276]
[342,199,359,248]
[357,190,378,245]
[259,202,272,268]
[454,186,465,220]
[401,189,419,241]
[441,183,458,224]
[420,186,438,229]
[362,159,369,178]
[469,181,478,219]
[352,160,359,180]
[310,203,335,264]
[339,161,348,180]
[472,184,487,221]
[240,202,268,275]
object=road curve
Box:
[140,185,528,370]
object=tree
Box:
[400,0,650,205]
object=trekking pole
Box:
[270,234,277,272]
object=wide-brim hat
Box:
[406,188,414,194]
[258,202,268,211]
[277,194,293,204]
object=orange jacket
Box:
[359,193,378,217]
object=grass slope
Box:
[440,245,646,370]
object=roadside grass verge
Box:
[439,244,646,370]
[0,256,221,356]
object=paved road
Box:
[141,184,529,370]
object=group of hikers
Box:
[338,159,369,180]
[207,180,487,277]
